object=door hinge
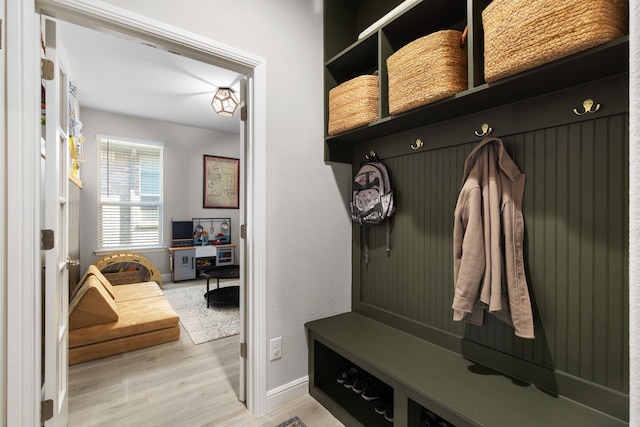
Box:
[41,399,54,423]
[240,224,246,239]
[41,229,54,250]
[240,105,247,121]
[240,342,247,358]
[41,58,54,80]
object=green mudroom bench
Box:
[306,312,626,427]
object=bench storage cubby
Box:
[306,313,626,427]
[313,340,393,426]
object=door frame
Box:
[6,0,41,425]
[5,0,269,422]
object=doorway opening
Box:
[34,0,268,422]
[53,14,248,418]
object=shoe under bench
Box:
[305,312,626,427]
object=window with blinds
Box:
[98,136,164,249]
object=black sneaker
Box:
[336,367,356,385]
[343,368,358,389]
[361,379,381,401]
[384,406,394,422]
[422,410,438,426]
[336,369,349,384]
[352,375,366,394]
[374,398,386,415]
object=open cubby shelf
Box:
[323,0,629,163]
[313,340,394,426]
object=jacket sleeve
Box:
[452,186,485,320]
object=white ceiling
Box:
[58,20,244,134]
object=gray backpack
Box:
[351,157,395,263]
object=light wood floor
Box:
[68,282,343,427]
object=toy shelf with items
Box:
[191,217,231,246]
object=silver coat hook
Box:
[474,123,492,137]
[410,139,424,150]
[573,99,601,115]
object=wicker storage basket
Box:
[328,75,379,135]
[483,0,628,83]
[387,30,467,115]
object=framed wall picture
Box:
[203,155,240,209]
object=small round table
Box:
[201,265,240,308]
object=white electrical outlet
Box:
[270,337,282,360]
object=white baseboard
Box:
[266,376,309,412]
[161,273,172,283]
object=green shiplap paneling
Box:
[355,113,629,394]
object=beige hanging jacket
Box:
[452,137,534,339]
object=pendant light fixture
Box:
[211,87,239,117]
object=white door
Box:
[238,77,249,403]
[41,16,71,427]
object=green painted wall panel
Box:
[553,125,570,374]
[354,113,629,394]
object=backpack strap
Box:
[386,220,391,254]
[364,227,370,265]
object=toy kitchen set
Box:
[168,217,236,281]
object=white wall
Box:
[78,107,242,277]
[96,0,353,398]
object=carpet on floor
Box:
[276,416,306,427]
[163,281,240,345]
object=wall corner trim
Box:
[266,376,310,413]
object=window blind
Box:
[98,137,164,249]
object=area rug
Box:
[163,281,240,345]
[276,416,306,427]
